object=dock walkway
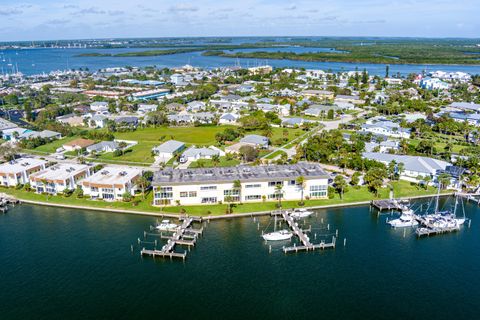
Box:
[272,210,336,254]
[140,217,203,260]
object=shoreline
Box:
[15,193,452,220]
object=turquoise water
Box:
[0,200,479,320]
[3,46,480,76]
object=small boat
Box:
[262,230,293,241]
[155,220,178,231]
[290,208,313,219]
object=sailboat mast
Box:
[434,182,440,213]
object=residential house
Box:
[219,113,239,125]
[90,101,109,112]
[62,139,95,152]
[362,152,451,182]
[240,134,269,149]
[180,146,224,162]
[360,120,411,139]
[86,141,119,154]
[152,140,186,162]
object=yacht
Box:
[262,230,293,241]
[388,209,419,228]
[155,220,178,231]
[290,208,313,219]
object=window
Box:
[268,194,278,199]
[91,187,98,192]
[201,197,217,204]
[310,185,327,191]
[224,189,240,196]
[245,195,261,201]
[180,191,197,198]
[160,186,172,192]
[102,188,114,193]
[310,185,327,198]
[268,181,283,187]
[200,186,217,191]
[155,192,173,199]
[245,184,261,189]
[288,180,296,186]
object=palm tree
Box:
[211,154,220,167]
[137,176,150,200]
[438,173,451,190]
[233,179,241,203]
[224,195,233,214]
[275,184,284,208]
[397,162,405,180]
[296,175,305,205]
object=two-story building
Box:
[0,158,46,187]
[152,163,329,206]
[29,164,91,194]
[81,167,142,201]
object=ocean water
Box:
[0,199,479,320]
[2,46,480,76]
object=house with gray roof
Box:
[180,146,224,162]
[361,120,410,139]
[362,152,451,181]
[152,140,186,159]
[86,141,119,154]
[240,134,269,148]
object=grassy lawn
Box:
[1,180,443,217]
[113,126,234,146]
[409,139,466,154]
[34,135,81,154]
[188,157,240,168]
[264,150,287,160]
[247,127,304,144]
[96,142,157,164]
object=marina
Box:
[0,202,479,319]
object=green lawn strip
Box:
[264,150,287,160]
[188,157,240,168]
[1,180,442,217]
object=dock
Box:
[0,194,20,213]
[272,210,336,254]
[371,199,405,211]
[140,216,204,260]
[416,226,460,237]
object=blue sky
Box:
[0,0,478,41]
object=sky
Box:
[0,0,478,41]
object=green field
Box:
[34,135,81,154]
[0,180,443,217]
[96,142,157,164]
[114,126,234,145]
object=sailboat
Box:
[262,214,293,241]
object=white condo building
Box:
[81,167,142,201]
[0,158,46,187]
[29,164,91,194]
[152,163,329,206]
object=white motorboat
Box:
[155,220,178,231]
[290,208,313,219]
[388,212,419,228]
[262,230,293,241]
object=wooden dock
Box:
[371,199,405,211]
[140,217,203,260]
[272,210,336,254]
[416,226,460,237]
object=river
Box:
[0,198,478,320]
[2,46,480,76]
